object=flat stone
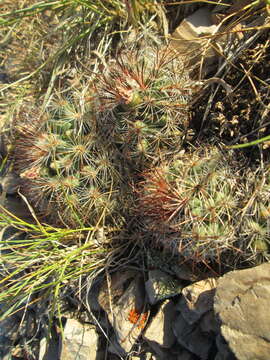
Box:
[200,310,219,335]
[60,319,98,360]
[145,340,177,360]
[170,8,218,62]
[0,195,31,221]
[145,270,183,305]
[173,312,214,360]
[146,249,197,281]
[215,334,237,360]
[0,312,20,359]
[0,172,20,195]
[108,333,127,358]
[214,263,270,360]
[177,349,199,360]
[88,270,139,313]
[177,278,217,325]
[0,134,7,158]
[143,300,176,348]
[107,275,148,355]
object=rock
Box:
[215,334,236,360]
[143,300,176,348]
[108,334,127,358]
[173,312,214,360]
[16,310,40,359]
[0,195,32,221]
[146,249,198,281]
[145,340,177,360]
[0,313,20,360]
[214,263,270,360]
[200,310,219,335]
[0,134,7,158]
[18,310,37,339]
[0,172,20,195]
[88,269,139,313]
[0,307,40,360]
[169,8,219,66]
[0,72,9,84]
[169,6,242,76]
[145,270,183,305]
[177,278,217,325]
[170,263,199,282]
[39,330,61,360]
[60,319,99,360]
[177,349,199,360]
[107,275,149,355]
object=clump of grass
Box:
[137,146,244,263]
[0,205,113,322]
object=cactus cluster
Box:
[240,168,270,263]
[10,41,270,268]
[137,146,244,262]
[96,45,196,166]
[13,92,123,227]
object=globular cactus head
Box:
[240,168,270,264]
[13,92,122,227]
[137,146,243,263]
[96,45,197,165]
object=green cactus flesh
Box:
[96,46,195,163]
[139,147,241,262]
[13,95,122,227]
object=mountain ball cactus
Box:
[96,45,199,165]
[137,146,243,263]
[240,168,270,264]
[13,93,122,227]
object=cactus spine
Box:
[96,45,196,166]
[138,146,243,262]
[13,92,122,227]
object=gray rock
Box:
[0,72,9,84]
[146,249,198,281]
[170,263,199,282]
[0,134,7,158]
[169,8,219,67]
[143,300,176,348]
[131,355,158,360]
[0,313,20,359]
[200,310,219,335]
[145,270,183,305]
[39,329,61,360]
[88,269,139,313]
[177,278,217,325]
[177,349,198,360]
[214,263,270,360]
[145,340,177,360]
[215,334,236,360]
[0,172,20,195]
[108,334,127,358]
[107,275,148,355]
[60,319,99,360]
[0,195,31,221]
[173,312,214,360]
